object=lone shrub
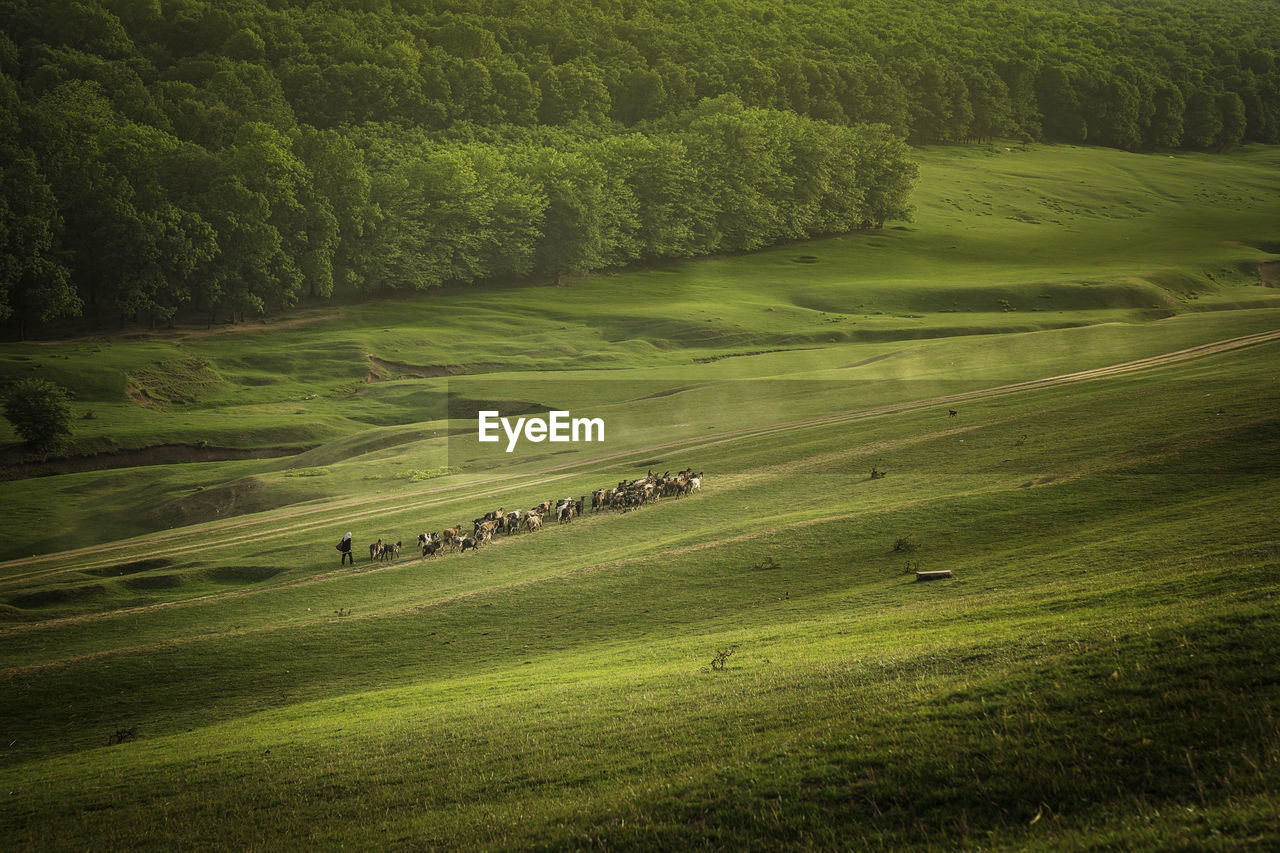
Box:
[3,378,73,455]
[108,726,138,745]
[710,645,738,671]
[892,536,917,553]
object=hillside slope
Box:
[2,142,1278,559]
[2,326,1278,849]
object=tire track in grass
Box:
[6,325,1279,661]
[0,459,826,642]
[4,329,1277,586]
[0,423,969,648]
[31,463,1258,678]
[0,503,878,677]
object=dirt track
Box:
[1,327,1277,654]
[4,328,1278,583]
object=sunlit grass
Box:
[1,142,1279,849]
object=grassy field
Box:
[2,142,1279,849]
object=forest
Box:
[1,0,1277,336]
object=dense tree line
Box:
[1,0,1275,335]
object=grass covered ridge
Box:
[1,142,1279,849]
[2,338,1278,849]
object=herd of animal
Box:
[360,468,703,561]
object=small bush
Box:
[3,378,73,455]
[709,645,738,671]
[892,536,917,553]
[108,726,138,745]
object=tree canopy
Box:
[2,376,73,454]
[1,0,1275,333]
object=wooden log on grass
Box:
[914,569,953,581]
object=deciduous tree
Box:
[2,377,74,456]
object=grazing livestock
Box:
[557,498,575,523]
[503,510,523,535]
[336,466,704,567]
[476,519,501,542]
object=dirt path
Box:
[4,328,1277,586]
[0,502,880,674]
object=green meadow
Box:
[2,142,1280,849]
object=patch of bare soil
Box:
[124,382,161,408]
[1260,260,1280,287]
[0,444,312,482]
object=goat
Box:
[476,519,500,542]
[381,466,705,564]
[503,510,523,535]
[557,499,575,523]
